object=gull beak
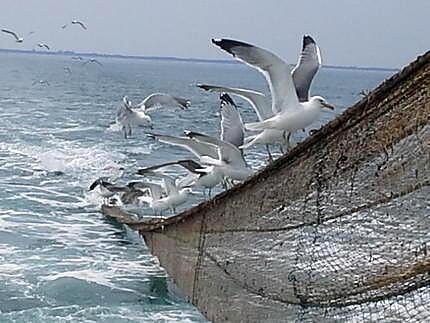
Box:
[321,102,335,110]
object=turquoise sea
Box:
[0,52,393,322]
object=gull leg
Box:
[123,126,128,139]
[279,144,285,154]
[266,144,273,162]
[128,125,132,137]
[208,188,212,198]
[283,131,292,150]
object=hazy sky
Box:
[0,0,428,68]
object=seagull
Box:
[88,178,128,204]
[1,29,24,43]
[72,19,87,30]
[32,80,50,86]
[37,43,50,50]
[198,84,282,160]
[149,94,251,184]
[64,66,72,74]
[116,94,190,138]
[201,35,323,156]
[137,159,222,197]
[72,56,84,60]
[63,20,87,30]
[136,174,195,215]
[83,58,103,67]
[212,38,334,149]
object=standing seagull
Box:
[137,159,222,197]
[200,35,323,156]
[116,94,190,138]
[136,174,194,215]
[212,38,334,148]
[1,29,24,43]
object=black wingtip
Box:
[89,179,100,191]
[197,84,211,91]
[303,35,316,49]
[220,93,236,107]
[211,38,252,55]
[183,130,205,139]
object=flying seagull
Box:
[212,38,334,149]
[88,178,128,204]
[116,94,190,138]
[62,20,87,30]
[37,43,50,50]
[1,29,23,42]
[64,66,72,74]
[32,80,50,86]
[83,58,103,67]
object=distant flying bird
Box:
[72,19,87,29]
[1,29,24,42]
[28,31,35,36]
[37,43,50,50]
[83,58,103,67]
[62,20,87,30]
[32,80,50,86]
[64,66,72,74]
[71,56,83,60]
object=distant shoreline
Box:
[0,48,399,72]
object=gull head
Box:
[310,96,335,111]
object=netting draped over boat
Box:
[104,51,430,322]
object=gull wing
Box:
[219,93,245,148]
[185,131,246,167]
[160,174,178,195]
[1,29,20,41]
[152,134,218,159]
[212,38,299,114]
[138,93,190,113]
[198,84,272,121]
[140,182,163,200]
[292,35,322,102]
[137,159,203,175]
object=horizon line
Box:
[0,47,400,72]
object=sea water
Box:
[0,52,393,322]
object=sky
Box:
[0,0,428,68]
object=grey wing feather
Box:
[1,29,19,41]
[184,131,246,167]
[140,93,190,112]
[198,84,272,121]
[220,94,245,148]
[291,35,322,102]
[212,38,298,114]
[152,134,218,159]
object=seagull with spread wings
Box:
[212,37,334,149]
[199,35,325,157]
[37,43,50,50]
[1,29,24,42]
[62,19,87,30]
[116,94,190,138]
[149,94,252,186]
